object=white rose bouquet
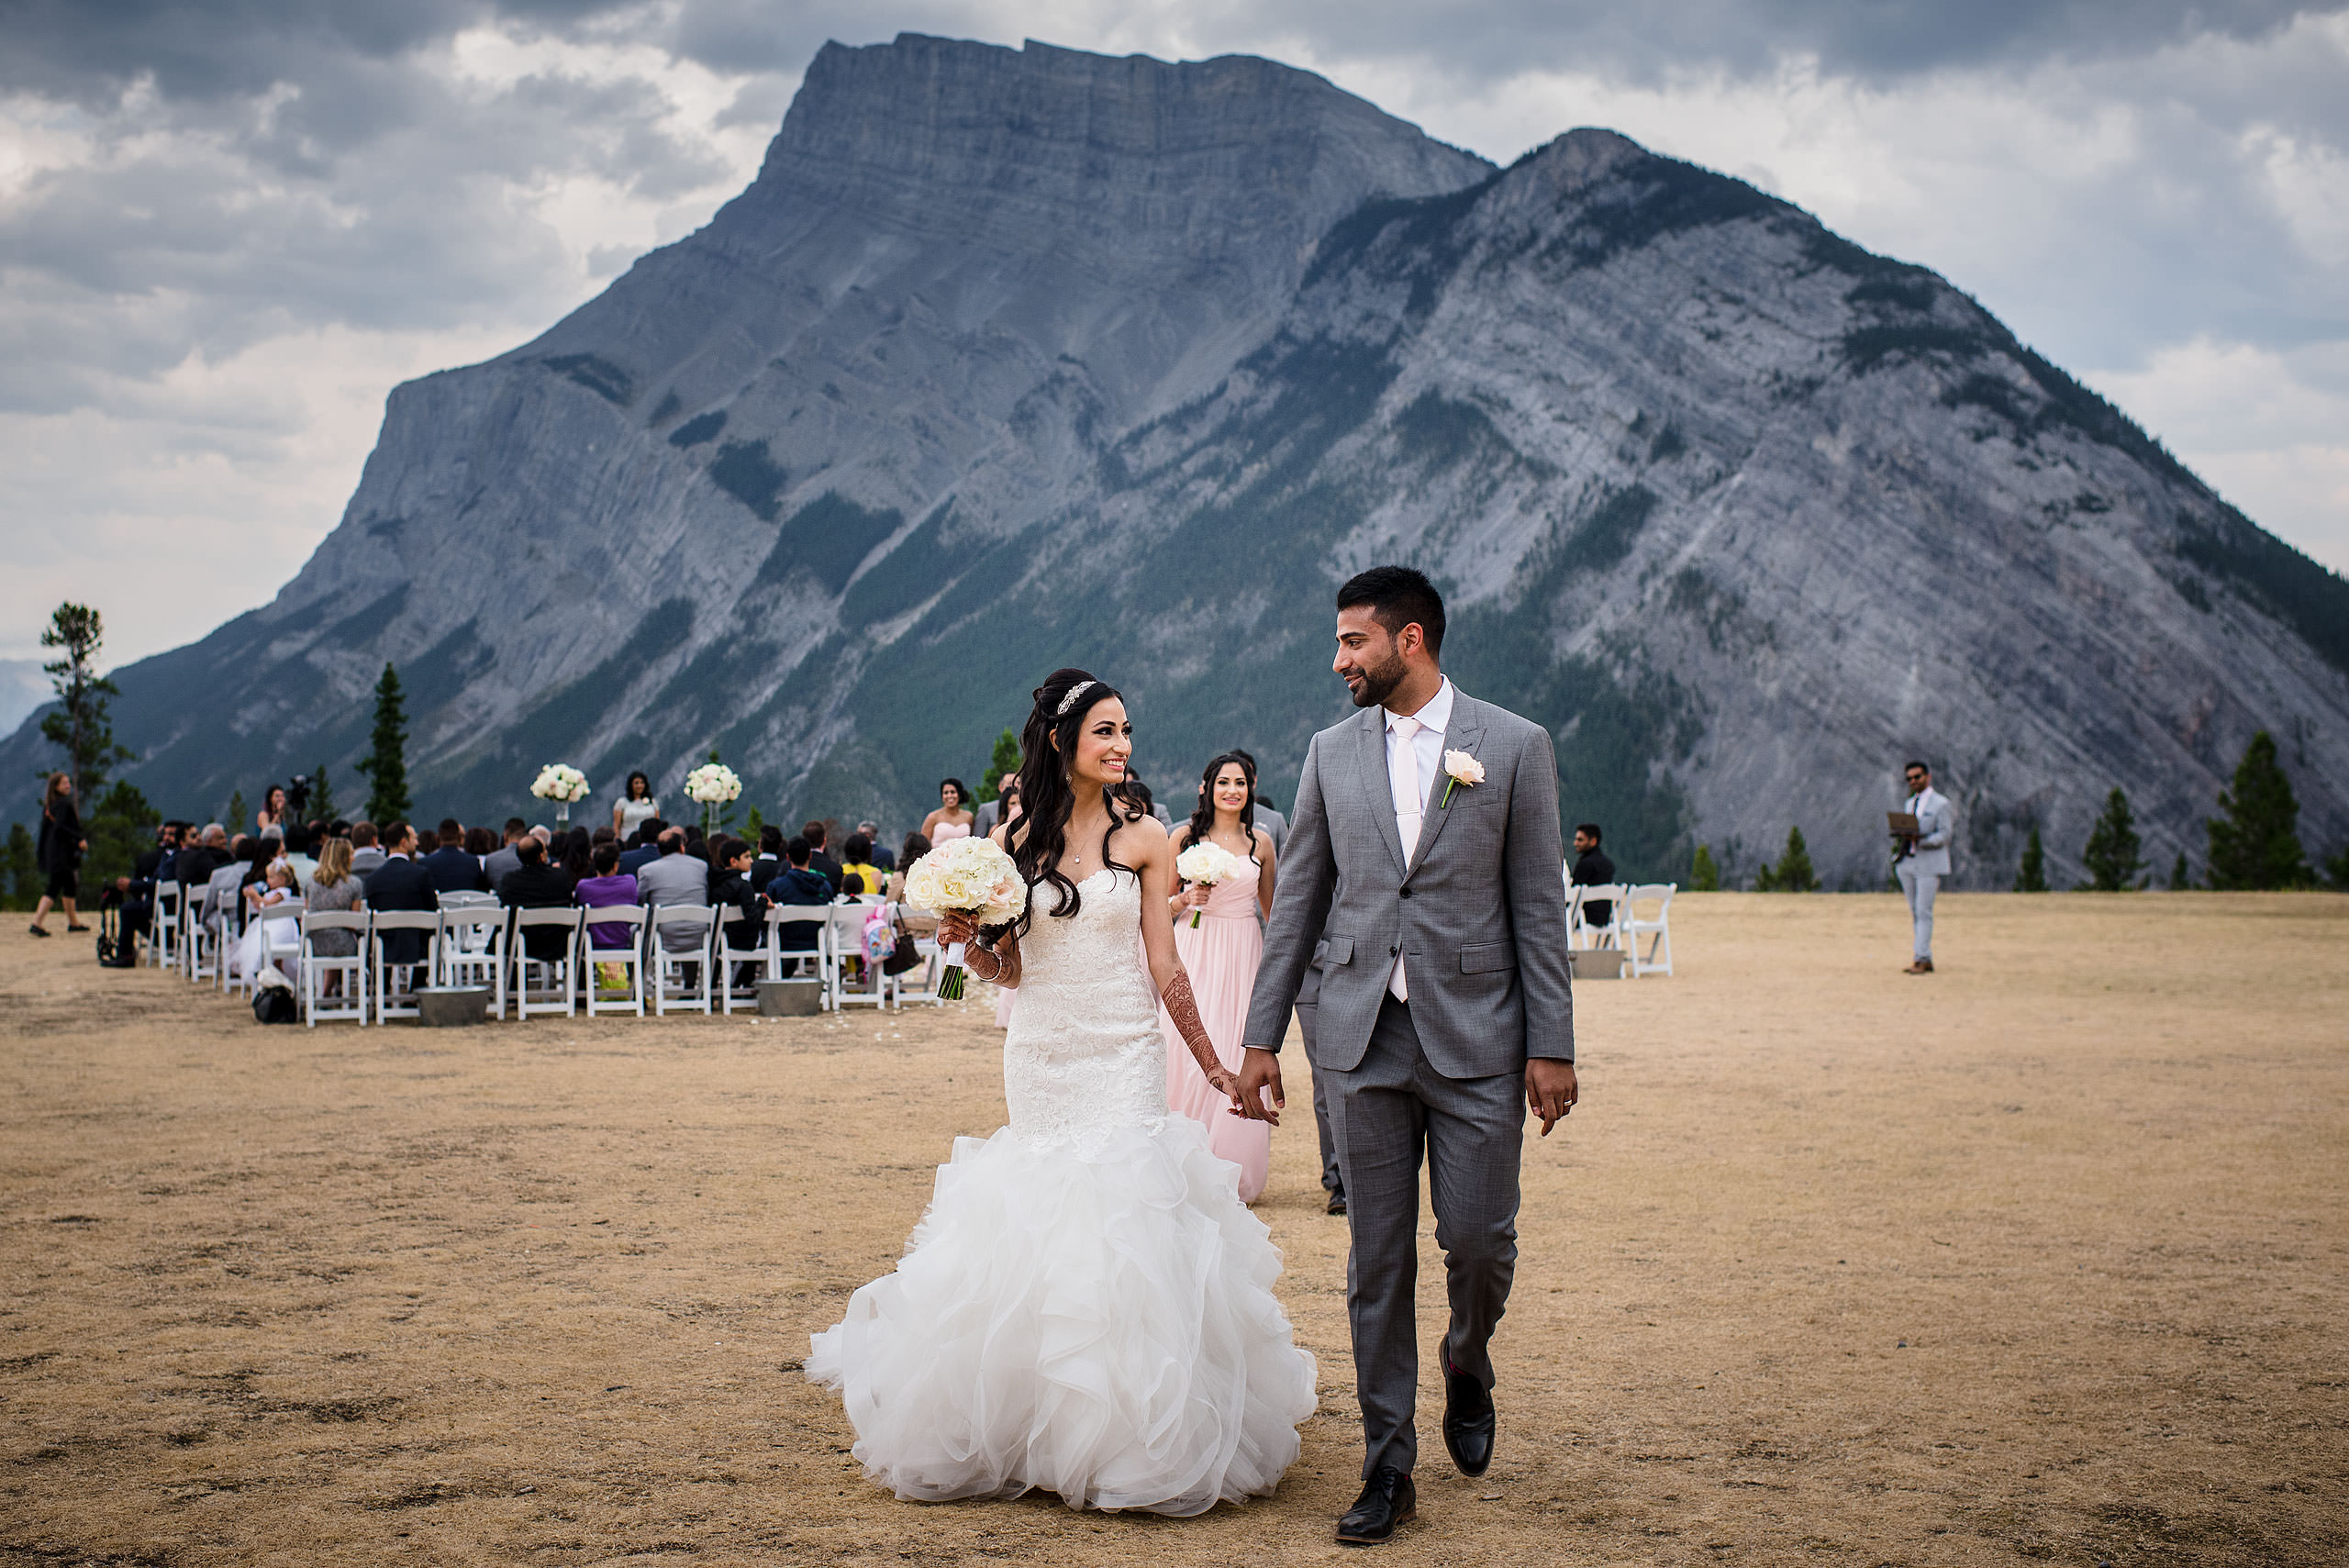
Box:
[684,762,741,805]
[531,763,591,822]
[901,836,1027,999]
[1173,840,1252,927]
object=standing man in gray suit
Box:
[1895,760,1953,973]
[1239,565,1576,1546]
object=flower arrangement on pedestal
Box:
[530,763,591,823]
[684,762,742,836]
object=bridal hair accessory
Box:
[1054,679,1098,717]
[902,835,1027,998]
[1440,749,1485,806]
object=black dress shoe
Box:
[1336,1467,1414,1545]
[1442,1355,1496,1476]
[1327,1191,1347,1216]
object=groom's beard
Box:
[1348,646,1409,709]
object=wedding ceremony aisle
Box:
[3,893,2343,1566]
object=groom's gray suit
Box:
[1244,682,1574,1480]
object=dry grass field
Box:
[2,891,2344,1567]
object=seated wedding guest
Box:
[636,827,710,953]
[839,834,885,898]
[243,827,284,895]
[498,835,575,963]
[463,825,496,865]
[857,822,894,873]
[613,771,661,840]
[800,819,844,893]
[423,818,490,893]
[921,780,974,844]
[885,831,932,902]
[707,837,765,973]
[304,838,364,989]
[348,821,386,876]
[175,823,228,892]
[573,842,640,984]
[113,821,182,941]
[230,860,302,983]
[1570,823,1616,930]
[618,819,666,877]
[364,822,440,967]
[279,823,317,892]
[750,824,785,895]
[206,837,258,929]
[552,828,591,892]
[484,818,529,886]
[770,839,832,954]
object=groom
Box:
[1241,565,1576,1546]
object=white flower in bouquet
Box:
[1174,840,1252,925]
[902,836,1026,998]
[684,762,742,805]
[531,764,591,803]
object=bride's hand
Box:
[1205,1065,1245,1111]
[937,911,978,947]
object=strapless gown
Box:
[1160,869,1271,1202]
[806,868,1315,1514]
[930,820,973,843]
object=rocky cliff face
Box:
[9,34,2346,889]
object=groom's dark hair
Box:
[1338,565,1445,656]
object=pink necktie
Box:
[1389,717,1422,1001]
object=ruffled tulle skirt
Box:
[805,1117,1316,1514]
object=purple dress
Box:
[573,873,640,951]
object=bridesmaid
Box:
[921,778,974,843]
[1159,751,1277,1202]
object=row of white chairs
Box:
[1564,879,1675,977]
[148,884,941,1025]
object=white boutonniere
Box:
[1440,749,1485,806]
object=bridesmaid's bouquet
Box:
[901,836,1027,999]
[1174,841,1252,927]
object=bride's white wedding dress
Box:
[806,867,1316,1514]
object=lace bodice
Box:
[1001,868,1168,1151]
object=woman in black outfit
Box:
[30,773,88,937]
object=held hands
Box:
[1233,1047,1285,1127]
[1525,1059,1577,1137]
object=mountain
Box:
[0,659,50,740]
[6,33,2346,890]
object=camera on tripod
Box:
[287,774,312,816]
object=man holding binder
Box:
[1890,761,1953,973]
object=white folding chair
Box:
[217,896,252,995]
[440,889,500,910]
[582,905,648,1018]
[300,910,370,1026]
[1623,883,1676,977]
[826,903,898,1011]
[437,907,509,1018]
[715,906,775,1015]
[510,907,583,1019]
[151,884,182,971]
[890,904,947,1007]
[649,904,717,1016]
[1568,882,1629,951]
[253,898,306,994]
[369,911,441,1023]
[757,906,832,1012]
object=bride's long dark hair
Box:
[1007,667,1139,938]
[1182,751,1258,853]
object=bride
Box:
[806,668,1317,1514]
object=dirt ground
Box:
[2,892,2344,1567]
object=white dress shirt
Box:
[1383,677,1455,1000]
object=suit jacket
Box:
[618,843,662,878]
[363,855,441,964]
[499,862,575,962]
[349,846,387,876]
[421,844,490,894]
[1898,786,1954,877]
[175,844,228,887]
[972,801,999,839]
[807,851,844,894]
[1254,805,1288,857]
[634,851,711,951]
[483,844,524,887]
[1243,688,1575,1075]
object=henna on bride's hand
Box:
[1163,971,1248,1118]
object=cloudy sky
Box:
[5,0,2345,665]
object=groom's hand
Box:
[1526,1060,1577,1137]
[1236,1048,1285,1126]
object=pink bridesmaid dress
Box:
[1159,862,1269,1202]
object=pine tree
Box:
[744,805,765,841]
[307,762,339,823]
[357,662,411,825]
[2,823,36,910]
[83,780,159,889]
[1689,843,1720,891]
[977,728,1021,803]
[2323,843,2349,891]
[2014,826,2048,892]
[2080,787,2145,891]
[1756,826,1818,892]
[2168,851,2189,891]
[38,602,133,798]
[2206,730,2310,890]
[227,790,249,839]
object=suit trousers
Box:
[1293,970,1343,1198]
[1325,994,1523,1479]
[1898,860,1938,960]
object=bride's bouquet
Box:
[901,836,1027,1000]
[1174,840,1252,927]
[531,763,590,822]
